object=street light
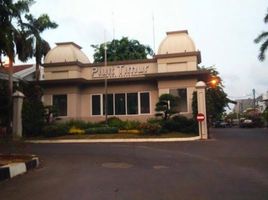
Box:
[208,76,220,88]
[104,42,108,126]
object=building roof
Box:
[0,67,19,81]
[44,42,90,64]
[0,64,33,73]
[157,30,196,55]
[13,64,33,73]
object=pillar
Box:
[195,81,208,139]
[12,90,25,139]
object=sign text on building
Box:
[92,65,149,79]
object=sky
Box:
[28,0,268,103]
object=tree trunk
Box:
[7,57,13,136]
[35,63,40,82]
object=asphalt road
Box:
[0,128,268,200]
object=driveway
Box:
[0,128,268,200]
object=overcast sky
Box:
[29,0,268,101]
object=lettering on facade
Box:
[92,65,149,79]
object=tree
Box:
[192,66,233,124]
[263,107,268,127]
[23,14,58,82]
[91,37,154,63]
[0,0,34,135]
[155,94,177,120]
[0,0,57,135]
[254,9,268,61]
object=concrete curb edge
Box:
[0,156,39,182]
[25,136,201,144]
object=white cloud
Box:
[26,0,268,97]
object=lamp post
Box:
[104,42,108,126]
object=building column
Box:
[195,81,208,139]
[12,90,25,139]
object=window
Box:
[103,94,114,115]
[53,94,67,116]
[92,95,101,115]
[91,92,150,116]
[115,93,126,115]
[140,92,150,114]
[127,93,138,114]
[170,88,187,112]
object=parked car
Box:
[240,119,254,128]
[213,121,231,128]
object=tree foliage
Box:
[192,66,233,123]
[23,13,58,81]
[0,1,57,72]
[255,8,268,61]
[0,80,9,127]
[155,94,178,120]
[0,0,34,63]
[91,37,154,63]
[0,0,57,135]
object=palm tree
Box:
[24,14,58,82]
[255,9,268,61]
[0,0,34,135]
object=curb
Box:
[25,136,201,144]
[0,156,39,182]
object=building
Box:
[233,92,268,114]
[0,64,44,81]
[233,98,254,113]
[257,92,268,112]
[41,30,210,122]
[13,64,44,81]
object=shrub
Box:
[147,118,163,125]
[85,127,119,134]
[22,99,45,137]
[65,120,94,130]
[106,117,125,129]
[68,126,85,135]
[119,129,142,134]
[42,123,69,137]
[162,120,180,131]
[139,123,161,135]
[162,115,198,134]
[124,120,141,130]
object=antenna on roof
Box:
[152,12,156,54]
[112,11,115,39]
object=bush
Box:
[42,123,69,137]
[68,126,85,135]
[22,99,45,137]
[65,119,94,130]
[147,118,163,125]
[139,123,161,135]
[105,117,140,130]
[106,117,125,129]
[85,127,119,134]
[162,116,198,134]
[124,120,141,130]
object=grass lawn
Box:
[50,132,198,140]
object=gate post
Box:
[12,90,25,139]
[195,81,208,139]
